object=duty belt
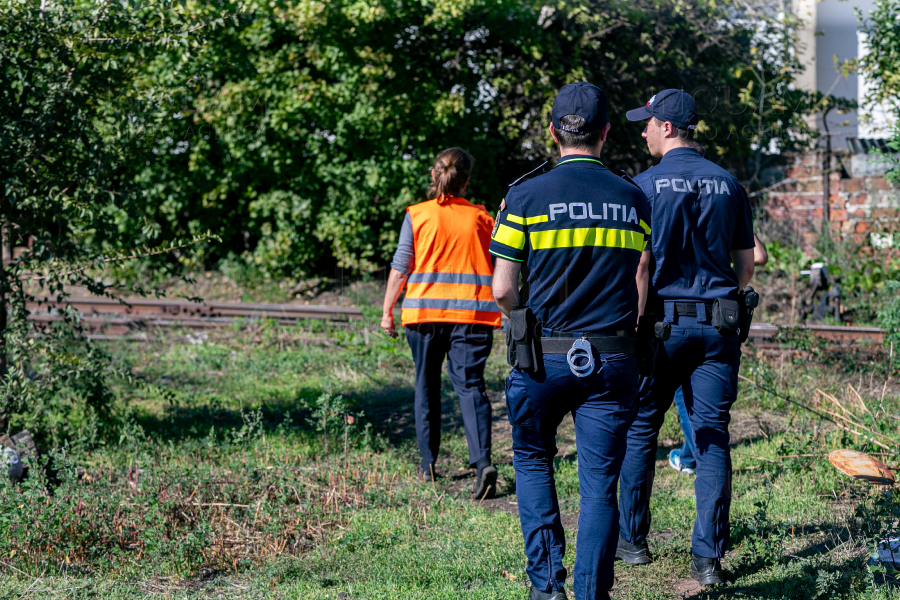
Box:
[672,302,713,320]
[540,332,637,378]
[539,335,638,355]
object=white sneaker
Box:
[668,449,696,475]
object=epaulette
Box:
[616,170,641,190]
[508,161,549,188]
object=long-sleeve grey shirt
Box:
[391,213,415,275]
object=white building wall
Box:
[815,0,878,149]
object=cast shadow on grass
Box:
[726,519,859,583]
[132,377,486,461]
[131,382,416,444]
[699,553,877,599]
[654,433,770,463]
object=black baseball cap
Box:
[551,82,609,134]
[626,89,699,129]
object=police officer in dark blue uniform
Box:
[615,90,755,585]
[491,82,652,600]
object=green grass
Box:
[2,322,900,599]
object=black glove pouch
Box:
[505,307,540,372]
[636,339,657,378]
[635,313,667,379]
[711,297,741,335]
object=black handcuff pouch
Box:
[711,297,741,336]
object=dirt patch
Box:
[433,389,581,529]
[672,577,703,598]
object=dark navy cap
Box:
[551,82,609,134]
[626,89,699,129]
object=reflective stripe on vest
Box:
[400,197,501,328]
[407,272,494,286]
[402,298,499,312]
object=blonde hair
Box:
[427,147,474,200]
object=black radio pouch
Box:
[711,297,741,335]
[505,307,540,372]
[738,286,759,343]
[738,307,753,343]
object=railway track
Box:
[25,296,886,345]
[26,296,364,337]
[746,323,883,346]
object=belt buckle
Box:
[566,336,594,378]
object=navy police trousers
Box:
[406,323,493,468]
[507,348,638,600]
[618,313,742,558]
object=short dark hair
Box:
[652,116,695,141]
[555,114,602,150]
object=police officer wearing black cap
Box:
[615,89,755,586]
[491,82,652,600]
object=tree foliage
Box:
[858,0,900,182]
[122,0,820,278]
[0,0,222,439]
[858,0,900,111]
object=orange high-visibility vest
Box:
[400,196,501,328]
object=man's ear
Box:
[664,120,676,138]
[599,121,612,142]
[549,122,560,144]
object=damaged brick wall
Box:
[759,151,898,250]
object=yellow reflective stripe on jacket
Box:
[639,219,651,235]
[530,227,645,252]
[506,214,549,226]
[638,220,651,251]
[493,224,526,250]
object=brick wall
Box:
[760,151,898,250]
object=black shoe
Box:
[691,554,726,586]
[528,586,568,600]
[418,463,436,483]
[472,464,497,500]
[615,534,653,565]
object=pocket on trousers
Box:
[505,370,533,426]
[597,353,639,394]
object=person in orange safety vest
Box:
[381,147,501,500]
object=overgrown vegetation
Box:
[1,322,899,598]
[0,0,840,439]
[0,0,229,436]
[2,0,900,597]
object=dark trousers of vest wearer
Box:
[618,312,742,559]
[406,323,493,468]
[507,352,638,600]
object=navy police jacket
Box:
[633,147,754,303]
[489,155,651,333]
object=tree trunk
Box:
[0,222,6,382]
[821,106,833,236]
[0,178,7,381]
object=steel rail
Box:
[23,297,888,344]
[27,296,363,320]
[746,323,883,345]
